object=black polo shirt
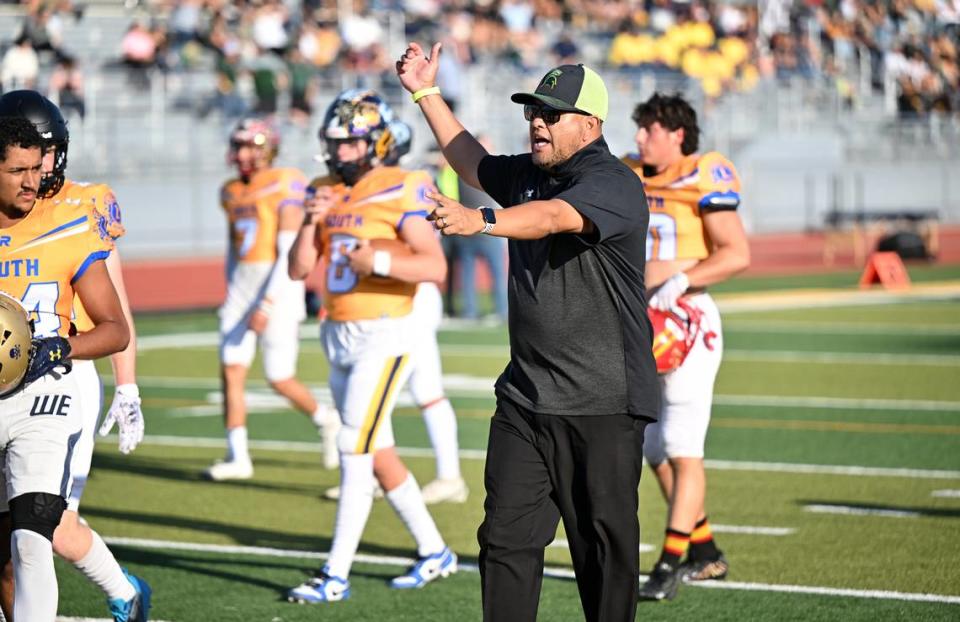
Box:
[477,136,659,419]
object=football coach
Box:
[397,44,660,622]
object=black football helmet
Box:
[0,90,69,197]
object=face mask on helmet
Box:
[0,90,69,198]
[382,120,412,166]
[319,90,397,185]
[228,118,280,176]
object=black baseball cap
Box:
[510,64,608,121]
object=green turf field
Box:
[56,265,960,621]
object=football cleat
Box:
[287,571,350,603]
[638,562,682,601]
[203,458,253,481]
[420,477,469,505]
[108,568,151,622]
[323,483,383,501]
[681,554,729,582]
[390,547,457,589]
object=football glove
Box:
[99,383,144,454]
[23,336,72,385]
[648,272,690,311]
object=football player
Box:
[0,91,151,622]
[0,116,129,621]
[624,93,750,601]
[321,118,468,504]
[389,119,468,504]
[286,90,457,602]
[208,117,337,481]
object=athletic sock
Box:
[421,399,461,480]
[385,473,445,557]
[311,404,331,428]
[226,426,249,463]
[326,453,376,579]
[658,528,691,570]
[12,529,58,621]
[689,516,722,561]
[74,531,136,602]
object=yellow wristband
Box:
[412,86,441,103]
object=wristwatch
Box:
[479,206,496,234]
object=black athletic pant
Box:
[477,398,647,622]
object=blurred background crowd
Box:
[3,0,959,123]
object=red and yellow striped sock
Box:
[658,528,691,569]
[689,516,721,561]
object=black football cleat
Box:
[680,553,729,582]
[638,562,682,601]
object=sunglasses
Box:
[523,104,565,125]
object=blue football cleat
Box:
[390,547,457,589]
[108,568,152,622]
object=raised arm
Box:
[396,42,488,189]
[289,186,333,280]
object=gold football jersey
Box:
[221,167,308,263]
[0,200,112,338]
[623,151,741,261]
[35,179,126,333]
[312,166,435,322]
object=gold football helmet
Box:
[0,292,32,397]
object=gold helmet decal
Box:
[0,292,33,397]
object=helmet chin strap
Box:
[331,159,373,186]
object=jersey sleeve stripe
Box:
[699,190,740,210]
[71,249,111,284]
[277,198,304,210]
[397,209,429,229]
[26,215,87,244]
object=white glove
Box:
[99,383,144,454]
[649,272,690,311]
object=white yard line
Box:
[712,394,960,412]
[138,333,960,367]
[101,536,960,605]
[804,504,923,518]
[724,320,960,336]
[710,524,796,536]
[722,350,960,366]
[549,538,657,553]
[931,489,960,498]
[105,374,960,413]
[705,460,960,480]
[115,434,960,480]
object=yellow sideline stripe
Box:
[713,417,960,435]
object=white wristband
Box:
[372,250,392,277]
[116,383,140,399]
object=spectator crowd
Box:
[2,0,959,122]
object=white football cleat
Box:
[203,458,253,481]
[420,477,469,504]
[287,571,351,603]
[390,547,457,589]
[323,482,384,501]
